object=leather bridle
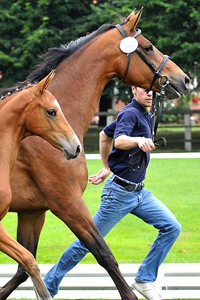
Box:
[115,24,169,92]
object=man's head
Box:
[131,86,153,111]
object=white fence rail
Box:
[0,263,200,299]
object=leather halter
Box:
[115,24,169,91]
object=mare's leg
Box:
[0,211,46,300]
[7,144,137,300]
[51,195,138,300]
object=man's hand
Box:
[88,168,110,185]
[138,137,155,152]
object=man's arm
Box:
[115,135,155,152]
[99,130,113,169]
[88,130,112,185]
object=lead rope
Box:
[153,84,168,148]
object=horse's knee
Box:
[20,251,40,277]
[103,253,119,269]
[95,245,119,271]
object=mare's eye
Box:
[144,45,153,52]
[46,109,57,117]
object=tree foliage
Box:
[0,0,100,87]
[0,0,199,97]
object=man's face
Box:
[132,87,153,111]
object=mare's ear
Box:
[33,70,56,96]
[123,7,143,33]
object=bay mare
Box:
[0,70,81,300]
[0,8,189,300]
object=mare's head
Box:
[111,8,189,99]
[26,70,81,159]
[13,7,189,102]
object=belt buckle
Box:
[136,182,144,192]
[125,184,136,192]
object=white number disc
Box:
[120,37,138,54]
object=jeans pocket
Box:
[101,188,112,199]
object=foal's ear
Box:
[33,70,56,96]
[124,7,143,33]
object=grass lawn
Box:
[1,157,200,265]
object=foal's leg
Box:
[0,181,51,300]
[52,195,138,300]
[0,211,46,300]
[0,223,52,300]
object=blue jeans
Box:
[44,175,181,297]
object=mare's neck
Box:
[49,33,117,140]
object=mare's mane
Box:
[0,22,120,100]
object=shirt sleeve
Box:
[114,109,137,139]
[103,119,117,138]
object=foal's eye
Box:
[46,109,57,117]
[144,45,153,52]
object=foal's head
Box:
[25,70,81,160]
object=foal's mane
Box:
[0,22,120,100]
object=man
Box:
[44,87,181,300]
